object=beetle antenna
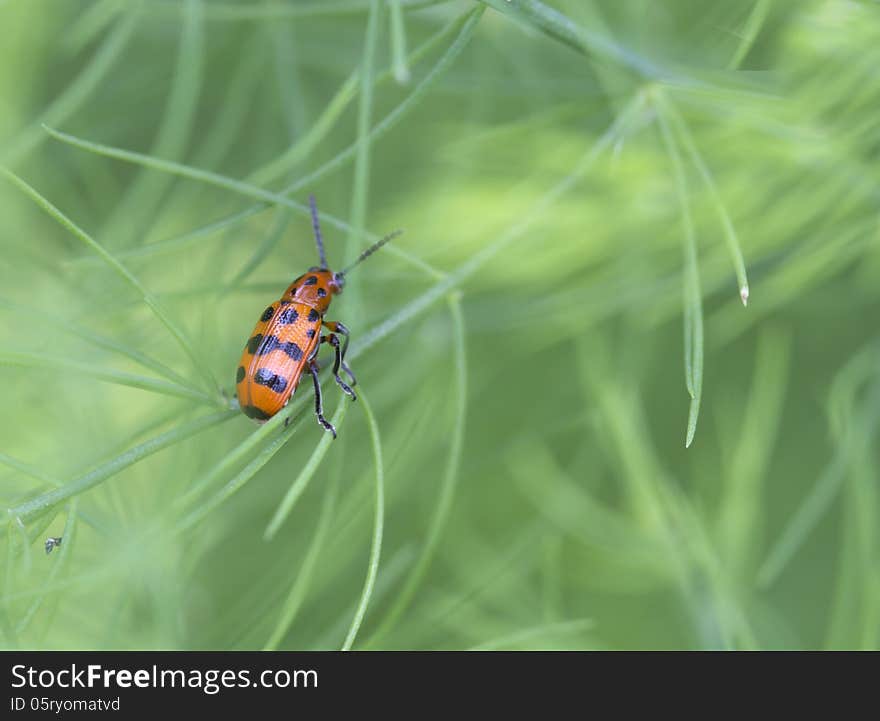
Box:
[309,194,328,269]
[339,230,402,276]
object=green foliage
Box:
[1,0,878,650]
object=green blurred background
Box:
[1,0,878,650]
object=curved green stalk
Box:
[365,294,467,645]
[341,389,384,650]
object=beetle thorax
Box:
[284,269,340,313]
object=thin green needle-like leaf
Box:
[341,389,384,651]
[264,475,339,650]
[728,0,771,70]
[664,97,749,305]
[5,410,235,522]
[683,299,695,399]
[389,0,410,84]
[0,167,222,399]
[0,352,215,405]
[264,398,348,540]
[366,294,467,645]
[656,96,704,448]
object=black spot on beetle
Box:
[247,333,263,354]
[304,275,318,286]
[306,328,316,339]
[281,340,304,360]
[236,366,246,383]
[260,306,275,322]
[277,307,299,324]
[308,309,320,322]
[257,335,304,361]
[242,405,272,421]
[317,287,327,298]
[254,368,288,393]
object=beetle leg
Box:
[323,321,357,386]
[308,360,336,438]
[321,333,357,401]
[324,321,351,358]
[340,360,357,387]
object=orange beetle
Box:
[235,195,397,437]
